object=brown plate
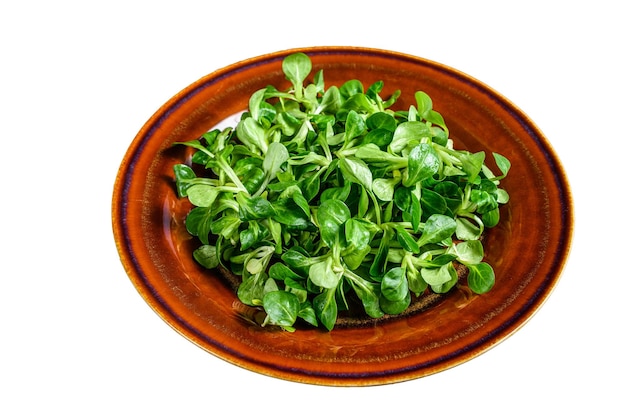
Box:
[112,47,573,386]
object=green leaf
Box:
[366,111,396,131]
[339,79,363,96]
[313,288,338,331]
[482,207,500,228]
[317,199,351,247]
[318,85,342,113]
[237,272,267,305]
[242,167,265,195]
[187,184,220,208]
[282,52,312,99]
[421,264,454,286]
[423,110,448,135]
[381,267,409,302]
[454,240,484,265]
[263,291,300,328]
[243,246,275,275]
[423,254,457,267]
[185,206,212,244]
[263,277,279,294]
[210,214,241,239]
[354,143,394,162]
[369,229,390,279]
[308,256,341,289]
[235,116,268,154]
[459,151,485,183]
[390,121,432,154]
[300,172,321,201]
[236,194,276,220]
[340,93,378,115]
[455,216,483,240]
[366,80,384,97]
[493,152,511,177]
[269,262,303,281]
[344,218,371,250]
[272,198,316,231]
[344,110,367,141]
[380,291,411,315]
[174,138,213,158]
[467,262,495,294]
[313,69,324,92]
[414,91,433,118]
[470,189,498,214]
[363,129,393,147]
[409,192,422,232]
[429,263,458,293]
[395,227,421,253]
[297,301,318,327]
[240,220,269,251]
[406,264,427,294]
[263,142,290,180]
[342,244,370,270]
[234,155,262,175]
[281,248,312,276]
[414,91,448,133]
[420,188,448,217]
[192,245,219,269]
[372,177,399,202]
[344,271,383,318]
[405,143,440,186]
[257,102,277,128]
[357,184,369,218]
[274,110,300,136]
[173,164,196,197]
[284,278,307,303]
[417,214,457,247]
[338,157,373,191]
[319,176,351,202]
[382,89,401,109]
[496,188,510,204]
[290,188,311,217]
[248,88,266,122]
[393,186,412,211]
[434,181,463,212]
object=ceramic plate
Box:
[112,47,573,386]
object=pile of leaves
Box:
[173,52,510,331]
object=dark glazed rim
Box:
[112,46,574,386]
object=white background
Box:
[2,1,624,415]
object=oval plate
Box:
[112,47,573,386]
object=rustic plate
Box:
[112,47,573,386]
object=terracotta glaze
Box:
[112,47,573,386]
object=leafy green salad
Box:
[173,52,511,331]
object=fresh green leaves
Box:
[172,52,511,332]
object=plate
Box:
[112,47,573,386]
